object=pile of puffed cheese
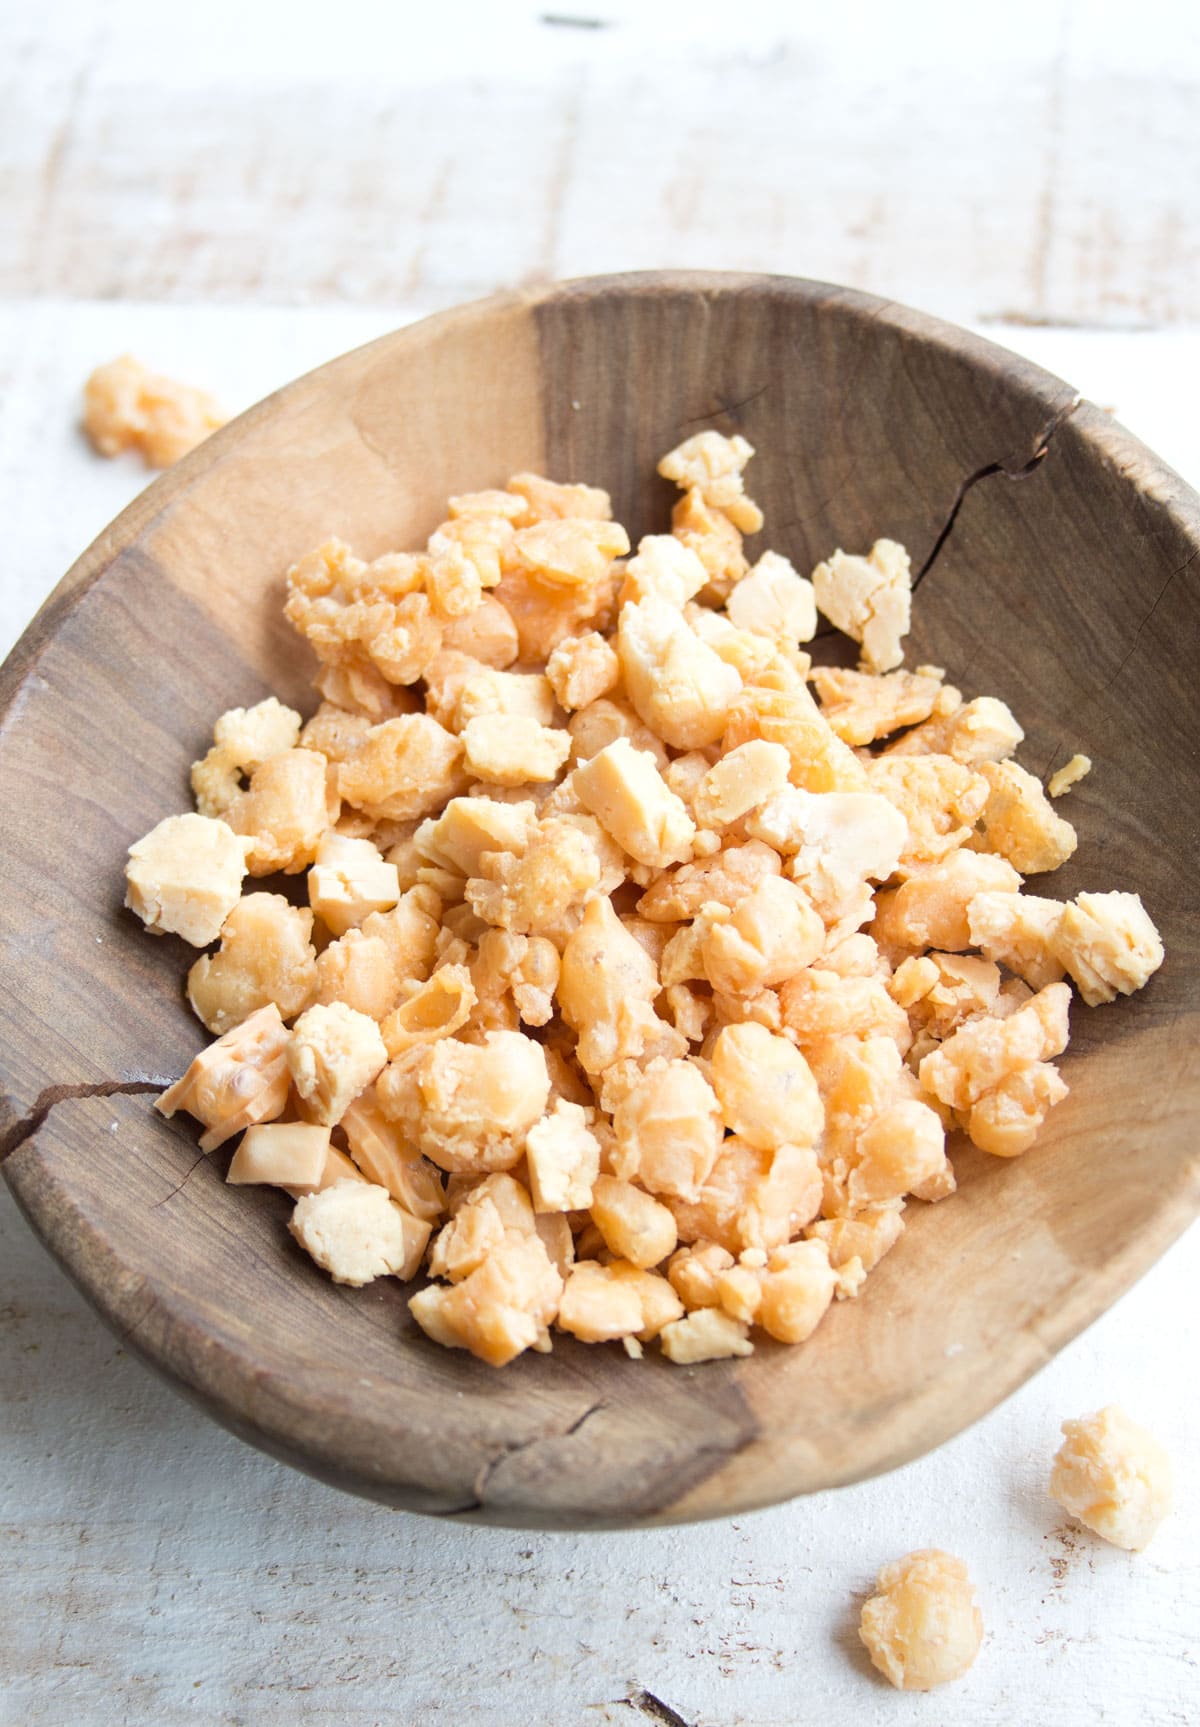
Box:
[126,431,1165,1368]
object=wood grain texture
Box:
[5,1,1200,327]
[1,272,1197,1529]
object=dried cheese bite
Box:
[129,429,1165,1370]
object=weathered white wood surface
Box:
[0,304,1197,1725]
[4,0,1200,326]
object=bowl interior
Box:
[1,273,1197,1528]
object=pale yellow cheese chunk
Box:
[811,539,912,673]
[1049,1404,1173,1550]
[859,1549,983,1690]
[289,1179,430,1285]
[573,736,696,869]
[227,1121,332,1189]
[660,1306,754,1363]
[460,714,572,786]
[525,1100,601,1213]
[308,831,401,936]
[287,1002,389,1126]
[125,812,251,947]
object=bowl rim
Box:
[3,269,1198,1530]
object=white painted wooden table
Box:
[3,4,1199,1720]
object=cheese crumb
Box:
[1049,1405,1173,1549]
[1048,753,1092,798]
[859,1549,983,1690]
[83,354,226,467]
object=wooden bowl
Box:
[1,273,1197,1529]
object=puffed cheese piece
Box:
[867,755,989,868]
[672,486,750,601]
[512,517,629,588]
[125,813,252,947]
[701,875,826,996]
[811,538,912,673]
[709,1022,824,1151]
[459,714,572,787]
[726,550,816,642]
[666,1136,822,1256]
[686,605,781,682]
[781,969,912,1052]
[442,593,520,668]
[618,596,742,750]
[723,670,869,795]
[977,759,1078,874]
[525,1100,601,1212]
[224,748,335,875]
[967,891,1066,991]
[884,694,1024,765]
[337,714,466,824]
[454,663,558,729]
[428,1171,535,1281]
[1052,891,1164,1006]
[567,694,671,770]
[848,1100,947,1206]
[919,982,1070,1111]
[465,815,605,937]
[557,1260,684,1346]
[859,1550,984,1691]
[338,1091,445,1221]
[187,892,318,1035]
[213,696,303,765]
[667,1240,737,1310]
[308,831,401,936]
[409,1233,563,1366]
[590,1175,678,1269]
[416,796,538,878]
[637,837,781,922]
[544,630,621,711]
[755,1239,837,1343]
[226,1122,332,1190]
[748,788,907,916]
[361,885,442,988]
[1048,753,1091,798]
[919,982,1071,1156]
[156,1003,290,1153]
[287,1002,388,1127]
[611,1057,723,1201]
[557,895,666,1073]
[508,471,613,525]
[871,849,1022,954]
[427,512,512,590]
[381,964,476,1056]
[620,534,710,610]
[290,1179,430,1286]
[313,928,399,1019]
[1049,1405,1173,1550]
[572,736,695,868]
[811,665,943,746]
[469,929,560,1033]
[659,1306,754,1363]
[806,1200,905,1273]
[82,354,226,467]
[381,1030,551,1174]
[192,696,303,817]
[658,430,763,534]
[692,740,790,830]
